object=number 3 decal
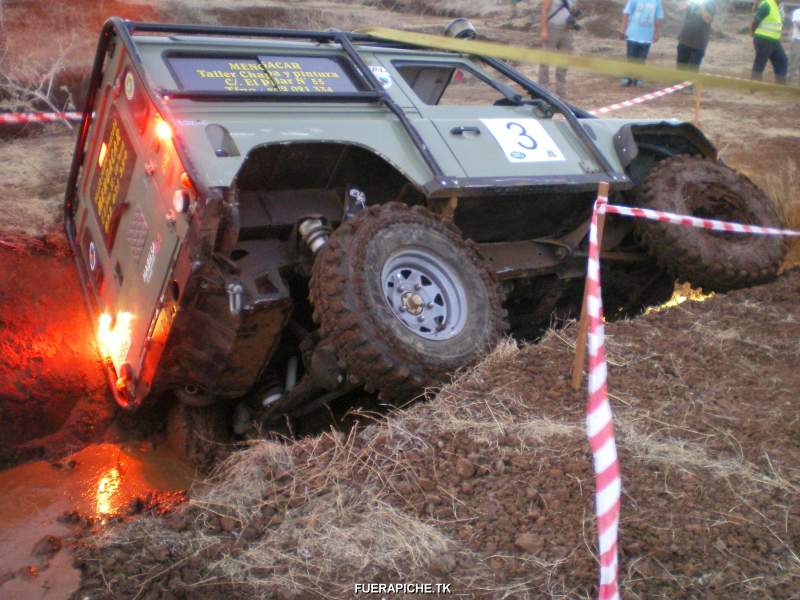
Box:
[481,118,565,162]
[506,121,537,150]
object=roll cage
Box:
[64,18,624,234]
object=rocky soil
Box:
[71,270,800,599]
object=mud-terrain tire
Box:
[636,155,787,292]
[166,401,229,472]
[310,203,508,402]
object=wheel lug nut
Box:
[399,306,406,313]
[427,302,434,309]
[414,283,421,290]
[397,286,405,293]
[417,316,425,322]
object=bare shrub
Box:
[0,37,80,118]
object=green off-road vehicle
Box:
[65,18,786,433]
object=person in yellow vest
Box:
[751,0,788,82]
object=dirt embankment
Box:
[0,247,113,467]
[71,270,800,599]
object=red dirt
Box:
[0,246,113,466]
[0,1,161,75]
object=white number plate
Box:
[480,118,565,163]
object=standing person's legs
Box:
[789,40,800,83]
[752,36,772,79]
[768,41,789,83]
[623,41,645,85]
[688,46,705,69]
[631,42,651,85]
[539,30,558,88]
[554,26,573,96]
[677,42,693,68]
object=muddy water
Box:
[0,443,193,599]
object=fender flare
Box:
[613,121,718,169]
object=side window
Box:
[437,68,508,106]
[392,62,527,106]
[393,64,454,105]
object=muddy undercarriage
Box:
[157,143,785,438]
[144,142,673,430]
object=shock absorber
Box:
[298,218,331,254]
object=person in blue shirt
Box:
[619,0,665,86]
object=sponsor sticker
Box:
[369,65,392,89]
[480,118,566,163]
[167,55,362,94]
[124,71,135,100]
[142,234,161,284]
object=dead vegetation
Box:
[763,157,800,231]
[0,42,80,116]
[0,131,73,239]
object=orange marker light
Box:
[98,142,108,168]
[97,311,134,371]
[180,171,194,190]
[154,115,173,142]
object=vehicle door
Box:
[374,55,604,180]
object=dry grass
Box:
[398,339,582,446]
[0,132,74,238]
[615,414,800,495]
[218,488,451,598]
[749,157,800,229]
[761,158,800,268]
[86,339,585,598]
[95,425,470,598]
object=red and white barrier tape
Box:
[589,81,693,116]
[0,111,82,125]
[584,196,799,600]
[585,195,621,600]
[605,203,800,236]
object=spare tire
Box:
[309,203,507,402]
[636,155,787,291]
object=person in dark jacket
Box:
[677,0,717,70]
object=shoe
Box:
[621,78,632,87]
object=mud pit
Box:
[0,443,192,599]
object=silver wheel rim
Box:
[380,248,468,341]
